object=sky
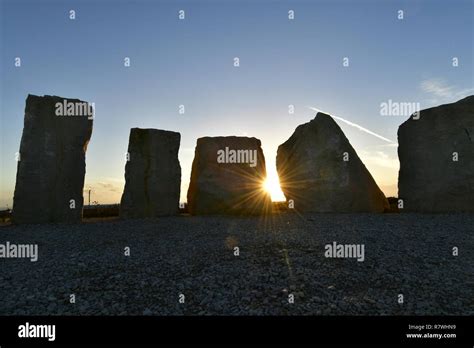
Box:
[0,0,473,209]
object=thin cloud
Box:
[308,106,394,143]
[420,78,474,102]
[375,143,399,148]
[358,150,399,170]
[84,181,121,193]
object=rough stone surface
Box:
[398,96,474,212]
[187,136,272,215]
[12,94,93,224]
[120,128,181,218]
[277,112,389,212]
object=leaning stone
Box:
[277,112,389,212]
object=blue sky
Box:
[1,0,472,208]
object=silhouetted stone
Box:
[120,128,181,218]
[187,136,272,215]
[12,94,93,223]
[277,112,389,212]
[398,96,474,212]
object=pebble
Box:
[0,213,471,315]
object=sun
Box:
[263,178,273,193]
[262,170,286,202]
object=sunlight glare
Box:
[262,169,286,202]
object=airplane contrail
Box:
[308,106,395,143]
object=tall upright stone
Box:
[12,94,94,224]
[398,96,474,212]
[187,136,272,215]
[120,128,181,218]
[277,112,389,212]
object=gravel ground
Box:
[0,213,472,315]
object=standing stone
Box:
[277,112,389,212]
[13,94,94,224]
[120,128,181,218]
[187,136,272,215]
[398,96,474,212]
